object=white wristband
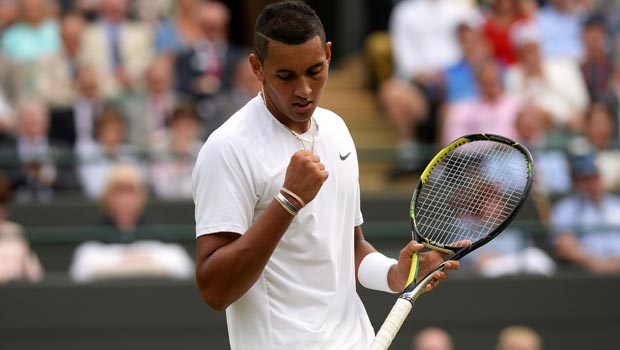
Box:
[358,252,398,293]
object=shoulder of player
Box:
[209,97,265,142]
[315,106,348,129]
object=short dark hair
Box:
[253,1,326,62]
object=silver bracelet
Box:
[276,192,300,216]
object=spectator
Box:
[48,67,104,149]
[154,0,202,56]
[580,14,615,100]
[131,0,172,26]
[442,23,491,104]
[98,163,149,234]
[441,60,520,145]
[78,0,154,99]
[465,227,556,277]
[515,102,572,196]
[579,100,620,192]
[32,12,86,108]
[174,0,239,103]
[536,0,585,60]
[0,0,19,32]
[506,21,589,130]
[379,0,481,174]
[596,0,620,38]
[1,0,60,63]
[149,102,201,200]
[515,0,540,21]
[0,173,44,284]
[550,151,620,273]
[2,99,78,202]
[121,55,178,148]
[69,163,194,283]
[203,53,262,139]
[77,104,141,199]
[412,327,453,350]
[496,325,542,350]
[482,0,520,66]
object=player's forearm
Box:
[196,199,295,311]
[353,226,378,279]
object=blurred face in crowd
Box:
[476,61,504,101]
[146,58,173,95]
[549,0,574,12]
[199,1,229,43]
[493,0,516,15]
[96,117,124,151]
[516,0,538,18]
[458,25,490,65]
[21,0,47,25]
[515,103,551,142]
[170,112,199,154]
[60,13,85,55]
[576,173,604,203]
[233,59,262,96]
[413,328,453,350]
[176,0,199,14]
[77,68,99,99]
[99,0,128,23]
[585,102,615,150]
[18,102,48,141]
[103,170,146,230]
[0,0,18,28]
[582,24,608,58]
[496,327,541,350]
[517,41,541,71]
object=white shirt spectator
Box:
[389,0,481,80]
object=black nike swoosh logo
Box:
[340,152,351,161]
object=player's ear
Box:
[249,54,264,82]
[325,41,332,66]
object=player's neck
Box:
[261,90,311,134]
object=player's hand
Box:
[389,241,461,293]
[282,150,329,207]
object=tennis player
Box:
[192,2,459,349]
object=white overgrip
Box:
[368,298,413,350]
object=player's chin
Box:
[291,102,316,117]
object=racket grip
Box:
[368,298,413,350]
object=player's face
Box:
[250,36,331,133]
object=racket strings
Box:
[415,141,528,246]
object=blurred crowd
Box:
[0,0,261,203]
[412,324,543,350]
[369,0,620,276]
[2,0,620,283]
[0,0,262,283]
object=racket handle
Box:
[368,298,413,350]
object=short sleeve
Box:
[192,134,257,238]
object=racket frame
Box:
[369,133,534,350]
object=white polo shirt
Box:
[192,95,372,349]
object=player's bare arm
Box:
[196,150,328,310]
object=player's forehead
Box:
[263,36,327,71]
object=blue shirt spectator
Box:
[1,19,60,62]
[443,61,478,102]
[536,1,584,60]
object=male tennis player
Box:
[192,2,460,349]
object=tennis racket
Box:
[369,133,534,350]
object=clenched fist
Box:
[281,150,328,207]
